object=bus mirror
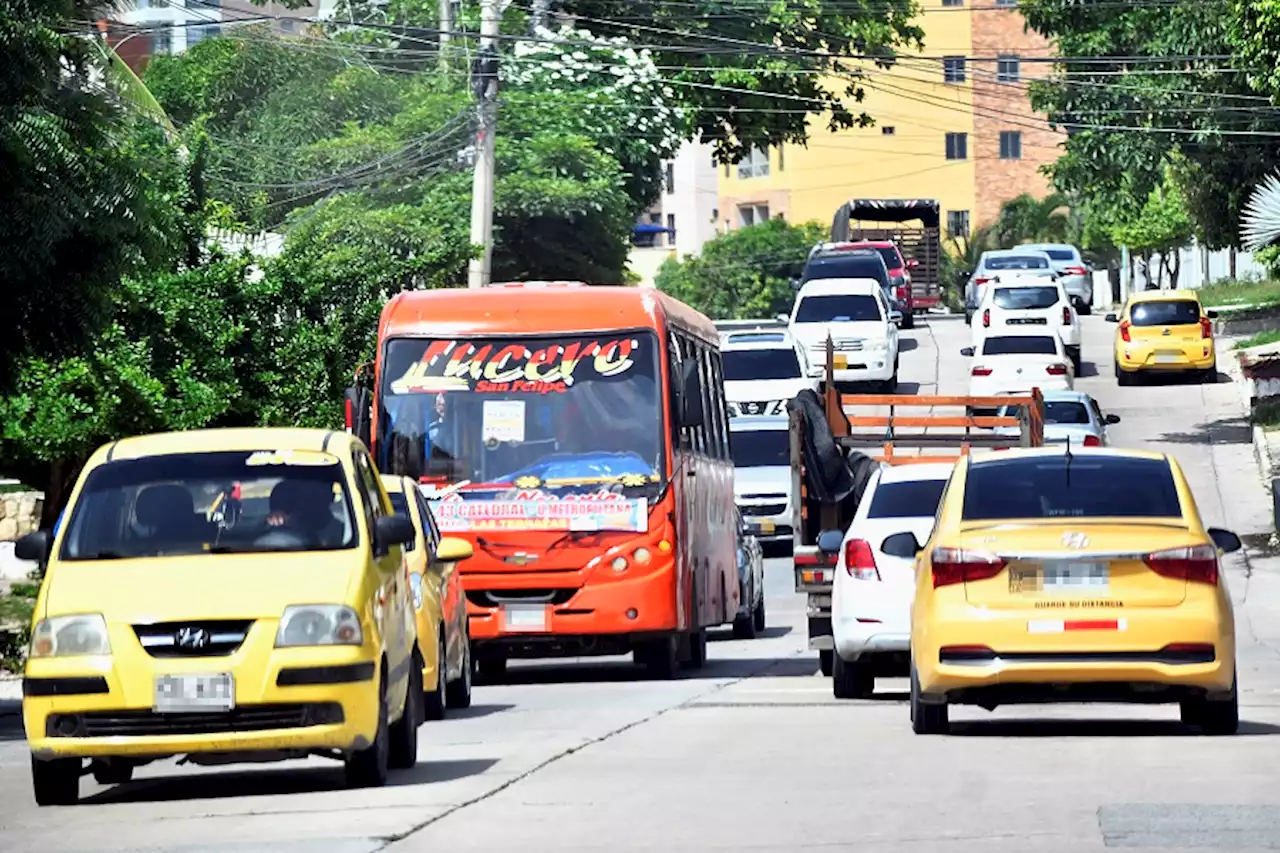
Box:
[680,360,705,428]
[344,385,372,448]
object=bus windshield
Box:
[378,333,665,499]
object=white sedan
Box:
[822,462,954,699]
[972,277,1081,374]
[962,330,1074,403]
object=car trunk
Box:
[1126,301,1206,362]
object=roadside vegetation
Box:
[1200,277,1280,311]
[1234,329,1280,350]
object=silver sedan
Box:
[995,389,1120,446]
[1021,242,1093,314]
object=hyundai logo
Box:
[175,627,211,649]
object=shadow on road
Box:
[0,699,23,742]
[708,625,792,643]
[1077,361,1100,378]
[447,703,515,720]
[899,338,919,353]
[948,718,1280,737]
[893,381,922,395]
[1156,415,1252,445]
[489,653,819,686]
[83,758,500,806]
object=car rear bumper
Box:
[1118,346,1215,372]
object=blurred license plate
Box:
[1155,352,1183,364]
[1009,317,1046,325]
[502,604,549,632]
[1010,562,1108,593]
[832,354,848,369]
[154,673,234,713]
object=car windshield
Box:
[724,348,802,381]
[58,450,357,559]
[962,456,1182,519]
[1130,300,1201,327]
[872,247,902,270]
[993,286,1059,310]
[802,255,888,285]
[1000,400,1090,425]
[386,491,417,550]
[730,429,789,468]
[986,255,1049,270]
[794,294,883,323]
[378,334,664,530]
[867,480,948,518]
[981,336,1058,356]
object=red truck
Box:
[830,199,943,316]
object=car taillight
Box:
[1082,434,1102,447]
[1119,320,1131,342]
[931,548,1006,588]
[982,308,990,327]
[896,286,908,300]
[1062,305,1072,325]
[1200,316,1212,339]
[971,366,993,376]
[844,538,881,581]
[975,276,991,286]
[1144,544,1219,585]
[1063,265,1088,276]
[1046,363,1067,375]
[343,398,353,430]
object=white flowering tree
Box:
[501,24,692,213]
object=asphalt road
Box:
[4,315,1280,853]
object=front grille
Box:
[812,339,863,352]
[467,588,577,608]
[741,492,787,501]
[743,503,787,517]
[47,703,344,738]
[133,620,254,658]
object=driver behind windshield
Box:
[266,480,345,548]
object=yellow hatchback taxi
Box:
[381,475,474,720]
[1107,289,1218,384]
[15,428,423,805]
[886,446,1243,735]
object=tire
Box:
[819,649,834,677]
[344,674,390,788]
[388,654,421,770]
[910,664,949,735]
[1115,360,1132,387]
[1184,675,1239,735]
[732,610,757,640]
[1201,364,1218,384]
[477,656,507,684]
[445,625,473,709]
[1070,349,1082,376]
[422,632,446,722]
[902,311,916,330]
[636,636,679,679]
[752,595,766,633]
[91,759,132,786]
[1078,299,1092,316]
[31,756,80,806]
[686,627,708,668]
[964,311,973,326]
[832,654,875,700]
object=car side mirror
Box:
[1207,310,1218,319]
[906,258,919,269]
[1104,313,1119,323]
[1207,527,1242,554]
[680,360,705,428]
[788,279,801,292]
[15,530,51,563]
[817,528,844,555]
[1105,413,1121,425]
[776,312,790,323]
[888,310,903,324]
[374,514,416,555]
[881,531,923,559]
[960,347,974,357]
[436,536,473,562]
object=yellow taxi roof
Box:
[380,473,413,493]
[1129,288,1201,304]
[969,445,1168,466]
[98,427,347,463]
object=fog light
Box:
[658,540,672,553]
[611,556,628,572]
[625,608,638,620]
[633,547,651,564]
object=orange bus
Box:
[345,282,739,679]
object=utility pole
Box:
[467,0,503,289]
[438,0,452,71]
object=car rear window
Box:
[1043,249,1076,261]
[993,286,1059,310]
[386,492,417,551]
[1042,401,1090,424]
[873,247,902,270]
[962,456,1182,520]
[1130,300,1201,327]
[724,348,802,381]
[802,254,889,285]
[794,294,882,323]
[981,335,1057,356]
[730,429,789,468]
[867,479,948,519]
[986,255,1049,270]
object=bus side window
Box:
[708,349,731,461]
[697,344,718,459]
[679,334,706,456]
[667,332,684,448]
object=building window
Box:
[664,162,675,194]
[997,56,1020,83]
[996,0,1016,6]
[999,130,1023,159]
[942,0,963,5]
[943,57,966,84]
[667,213,677,245]
[945,132,968,160]
[882,125,896,135]
[737,146,770,179]
[711,207,718,222]
[947,210,970,240]
[778,145,784,172]
[738,203,770,227]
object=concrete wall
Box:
[0,491,43,581]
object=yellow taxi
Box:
[15,428,422,805]
[381,475,474,720]
[1107,289,1218,384]
[884,445,1243,735]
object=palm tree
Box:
[1242,172,1280,251]
[991,192,1070,248]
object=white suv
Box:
[720,329,819,418]
[787,278,901,390]
[973,277,1081,373]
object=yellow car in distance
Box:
[381,475,474,720]
[16,428,422,805]
[1107,289,1218,385]
[887,446,1243,735]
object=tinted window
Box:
[867,480,947,519]
[993,286,1059,310]
[730,429,789,468]
[802,254,890,286]
[725,333,786,344]
[724,348,802,381]
[1130,300,1200,327]
[1001,400,1090,425]
[962,457,1182,519]
[386,492,417,551]
[873,247,901,270]
[1043,249,1076,261]
[794,294,882,323]
[981,335,1057,355]
[986,255,1049,270]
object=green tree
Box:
[990,193,1069,249]
[655,219,827,318]
[1107,172,1193,286]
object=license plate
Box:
[1009,561,1109,594]
[154,673,235,713]
[1009,317,1046,325]
[832,354,848,369]
[1155,353,1183,364]
[502,604,549,632]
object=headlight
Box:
[408,574,424,610]
[868,339,888,351]
[275,605,363,648]
[30,614,111,658]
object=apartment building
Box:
[717,1,1063,241]
[628,138,720,285]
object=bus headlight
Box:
[633,547,651,565]
[611,556,629,573]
